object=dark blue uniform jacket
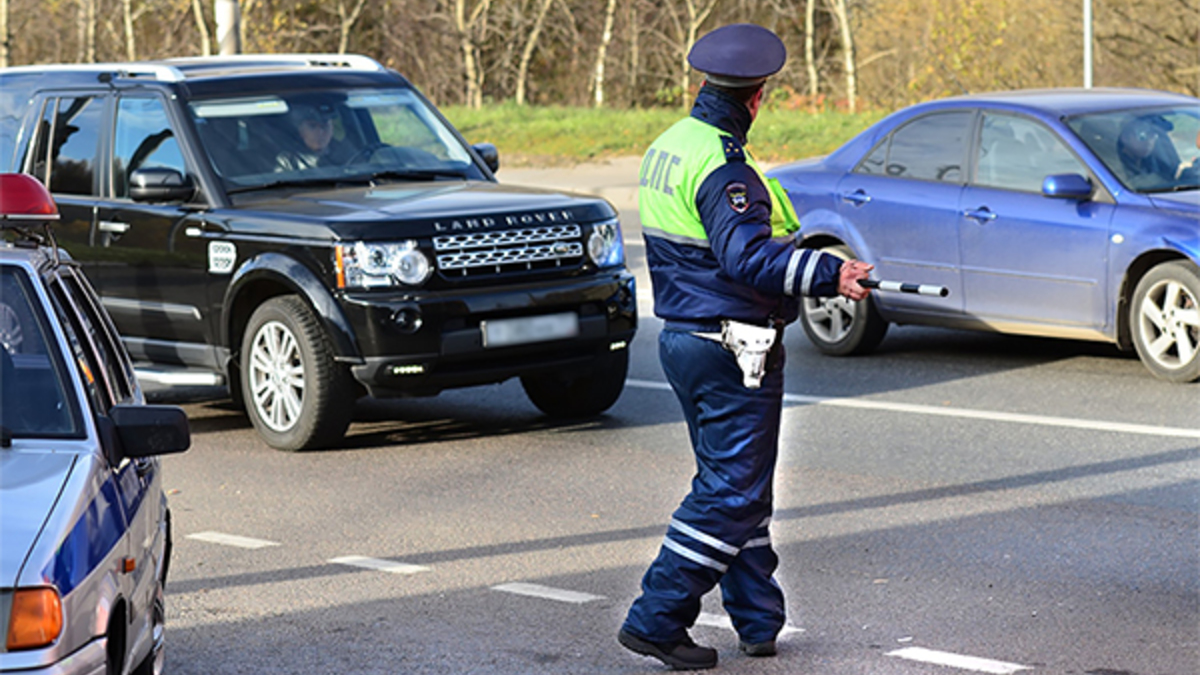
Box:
[644,86,842,327]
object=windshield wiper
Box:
[1,425,11,448]
[1165,183,1200,193]
[226,176,373,194]
[362,168,467,183]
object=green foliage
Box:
[442,102,885,166]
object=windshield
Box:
[187,87,486,191]
[0,266,83,440]
[1067,105,1200,194]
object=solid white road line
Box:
[887,646,1031,674]
[329,556,430,575]
[694,611,804,636]
[625,379,1200,440]
[186,531,280,549]
[491,582,605,604]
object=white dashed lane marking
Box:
[626,379,1200,440]
[186,531,280,549]
[694,611,804,636]
[329,556,430,575]
[887,646,1031,674]
[491,582,605,604]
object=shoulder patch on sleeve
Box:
[720,135,745,163]
[725,182,750,213]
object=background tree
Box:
[592,0,618,107]
[1,0,1195,108]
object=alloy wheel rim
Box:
[150,585,166,675]
[803,296,856,342]
[1138,278,1200,371]
[249,320,305,432]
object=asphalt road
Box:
[156,160,1198,675]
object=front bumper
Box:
[340,270,637,397]
[0,637,107,675]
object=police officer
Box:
[617,23,872,670]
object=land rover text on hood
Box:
[0,54,637,450]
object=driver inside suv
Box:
[274,100,350,171]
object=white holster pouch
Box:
[694,320,779,389]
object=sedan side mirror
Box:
[130,167,196,203]
[1042,173,1094,200]
[472,142,500,173]
[109,404,191,458]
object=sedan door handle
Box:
[962,207,997,223]
[841,190,872,206]
[98,220,131,234]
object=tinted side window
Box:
[855,139,889,175]
[46,96,104,196]
[865,112,972,183]
[114,96,186,198]
[46,268,136,413]
[61,269,136,404]
[976,113,1088,192]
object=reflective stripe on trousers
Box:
[622,328,786,645]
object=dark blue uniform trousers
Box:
[622,327,786,646]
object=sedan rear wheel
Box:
[1130,260,1200,383]
[798,245,888,356]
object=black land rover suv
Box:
[0,54,637,451]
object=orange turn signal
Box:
[6,587,63,650]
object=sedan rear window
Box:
[856,111,972,183]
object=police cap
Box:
[688,24,787,88]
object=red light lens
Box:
[0,173,59,221]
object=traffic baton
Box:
[858,278,950,298]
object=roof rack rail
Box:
[163,53,386,72]
[0,62,186,82]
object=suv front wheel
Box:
[241,296,356,450]
[521,348,628,418]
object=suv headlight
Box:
[587,218,625,269]
[335,241,432,288]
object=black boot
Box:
[737,639,776,657]
[618,628,718,670]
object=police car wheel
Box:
[131,581,165,675]
[520,347,628,418]
[241,296,356,450]
[1130,260,1200,383]
[798,245,888,356]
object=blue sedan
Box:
[768,88,1200,382]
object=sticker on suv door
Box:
[208,242,237,274]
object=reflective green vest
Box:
[638,116,800,246]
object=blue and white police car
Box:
[0,173,190,675]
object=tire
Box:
[798,244,888,356]
[521,348,628,418]
[240,295,356,450]
[130,581,165,675]
[1130,260,1200,383]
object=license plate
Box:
[482,312,579,348]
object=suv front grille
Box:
[434,225,583,277]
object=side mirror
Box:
[129,168,196,203]
[472,142,500,173]
[109,404,191,457]
[1042,173,1093,200]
